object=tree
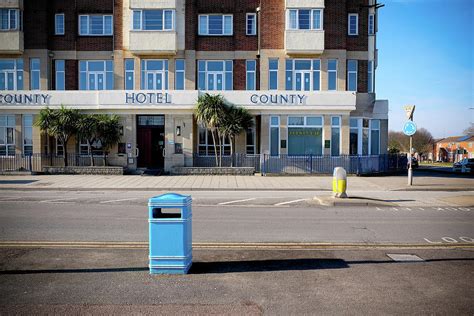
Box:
[35,106,79,166]
[35,107,55,165]
[219,105,253,166]
[194,93,227,166]
[95,114,122,166]
[463,123,474,136]
[76,114,99,166]
[388,128,434,156]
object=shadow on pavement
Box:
[0,180,38,185]
[1,258,472,275]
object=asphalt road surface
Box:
[0,190,472,245]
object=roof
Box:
[436,135,474,143]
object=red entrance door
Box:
[137,128,152,168]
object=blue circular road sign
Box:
[403,121,417,136]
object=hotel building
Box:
[0,0,388,172]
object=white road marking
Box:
[418,207,425,211]
[424,238,442,244]
[376,207,382,211]
[405,207,412,211]
[39,198,78,203]
[100,198,139,204]
[274,199,307,206]
[218,198,256,205]
[392,208,398,211]
[0,197,24,201]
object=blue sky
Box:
[376,0,473,138]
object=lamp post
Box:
[403,105,416,186]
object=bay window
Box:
[0,9,20,30]
[287,9,323,30]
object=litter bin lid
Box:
[148,193,192,206]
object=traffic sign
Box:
[403,121,417,136]
[404,105,415,120]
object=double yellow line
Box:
[0,241,472,250]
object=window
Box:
[198,126,230,156]
[0,115,16,156]
[175,59,185,90]
[30,58,40,90]
[0,9,19,30]
[79,15,113,36]
[246,60,256,90]
[198,14,233,36]
[132,10,174,31]
[368,13,375,35]
[348,14,358,35]
[268,59,278,90]
[55,138,64,157]
[198,60,233,90]
[347,60,357,92]
[327,59,337,91]
[285,59,320,91]
[270,116,279,157]
[246,119,256,155]
[288,116,323,156]
[331,116,340,156]
[124,59,134,90]
[141,60,168,90]
[287,9,323,30]
[246,13,256,35]
[80,138,103,156]
[55,60,65,90]
[23,115,33,156]
[79,60,113,90]
[368,60,374,93]
[55,14,64,35]
[350,118,379,155]
[0,59,23,90]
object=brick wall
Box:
[49,1,76,51]
[114,0,123,50]
[65,60,78,90]
[346,0,369,51]
[261,0,284,49]
[234,60,246,90]
[24,0,49,49]
[357,60,368,93]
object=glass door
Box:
[206,72,223,90]
[295,71,312,91]
[0,71,15,90]
[88,73,105,90]
[145,71,164,90]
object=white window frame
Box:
[141,59,169,90]
[22,115,33,156]
[79,138,103,157]
[0,115,16,156]
[124,59,134,90]
[0,9,20,31]
[269,116,280,157]
[246,118,256,155]
[175,59,185,90]
[246,13,257,35]
[347,59,358,92]
[55,138,64,157]
[348,13,358,36]
[198,126,231,157]
[327,59,338,91]
[268,58,278,90]
[30,58,40,90]
[79,60,114,90]
[350,118,380,156]
[246,60,256,90]
[370,119,380,155]
[368,13,375,35]
[55,13,65,35]
[330,116,341,157]
[132,9,175,31]
[368,60,374,93]
[0,59,23,91]
[286,59,321,91]
[287,116,324,157]
[198,14,233,36]
[287,9,323,30]
[197,60,233,91]
[55,60,65,90]
[78,15,113,36]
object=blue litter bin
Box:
[148,193,192,274]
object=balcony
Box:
[0,31,24,54]
[130,0,176,9]
[285,30,324,55]
[129,31,177,55]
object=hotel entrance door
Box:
[137,115,165,169]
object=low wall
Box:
[171,167,255,175]
[43,166,124,175]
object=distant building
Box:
[434,136,474,162]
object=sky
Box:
[376,0,474,138]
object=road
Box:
[0,190,472,245]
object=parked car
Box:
[407,157,418,168]
[452,158,474,173]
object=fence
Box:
[0,153,108,173]
[193,154,407,175]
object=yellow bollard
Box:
[332,167,348,198]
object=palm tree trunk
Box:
[211,129,218,167]
[230,136,234,167]
[63,138,68,167]
[218,131,223,167]
[88,140,94,166]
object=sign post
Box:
[403,105,416,186]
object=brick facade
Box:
[24,0,48,49]
[65,60,78,90]
[260,0,285,49]
[357,60,368,93]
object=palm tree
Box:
[35,107,56,165]
[76,114,99,166]
[95,114,121,166]
[194,93,227,166]
[219,106,254,167]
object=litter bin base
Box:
[149,263,192,275]
[149,256,192,274]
